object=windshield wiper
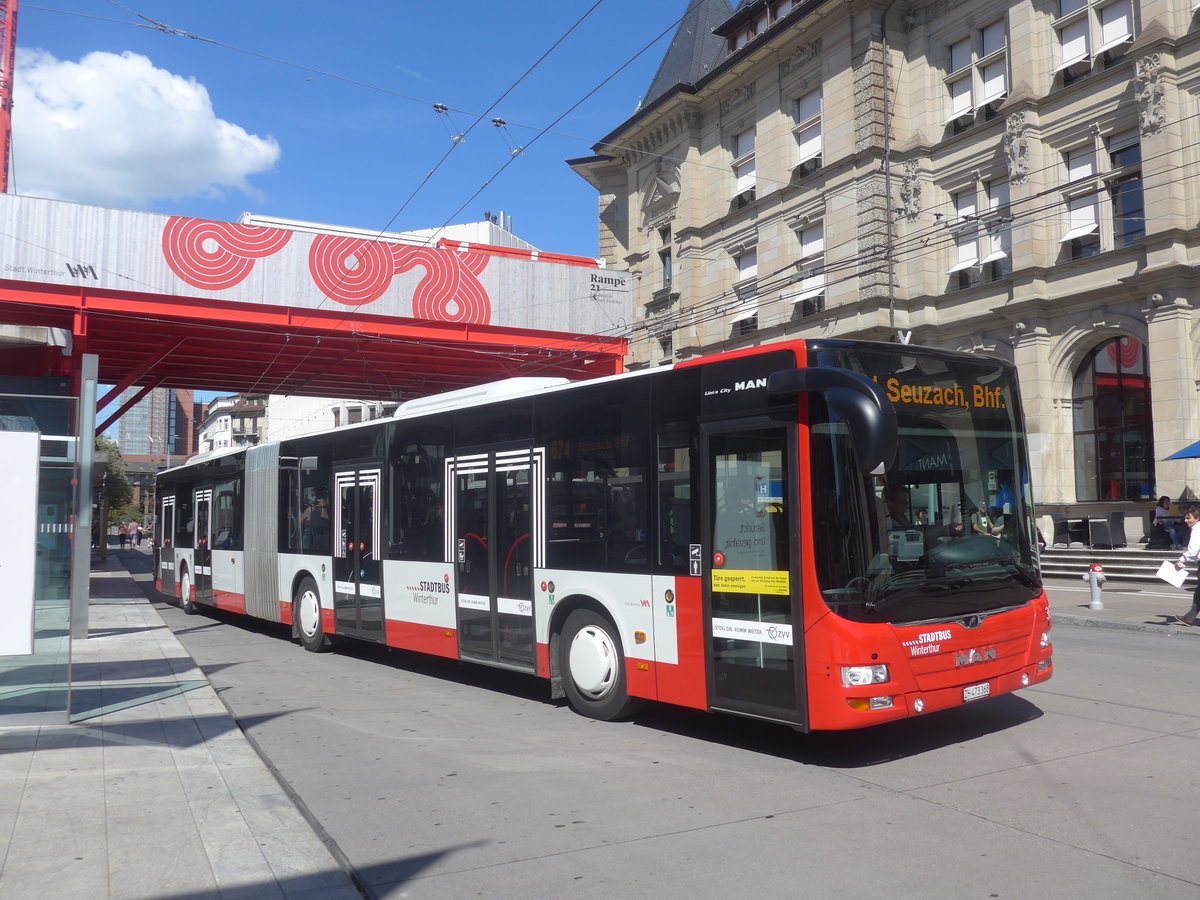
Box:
[1000,560,1041,589]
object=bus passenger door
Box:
[702,424,806,728]
[193,488,213,606]
[333,467,384,641]
[158,495,176,594]
[451,448,540,669]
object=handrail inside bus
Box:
[766,367,897,474]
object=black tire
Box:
[295,577,332,652]
[559,609,642,721]
[179,568,197,615]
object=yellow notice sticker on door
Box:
[711,569,790,595]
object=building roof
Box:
[584,0,838,156]
[641,0,733,111]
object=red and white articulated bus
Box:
[154,339,1052,732]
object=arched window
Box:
[1072,337,1154,501]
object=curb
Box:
[1052,612,1200,635]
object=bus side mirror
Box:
[767,367,897,475]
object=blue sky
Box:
[15,0,690,259]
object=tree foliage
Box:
[96,435,133,523]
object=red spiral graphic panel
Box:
[392,246,492,324]
[308,236,396,306]
[162,217,291,291]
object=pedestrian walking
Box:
[1172,504,1200,626]
[134,521,143,547]
[118,522,127,550]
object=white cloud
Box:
[12,49,280,206]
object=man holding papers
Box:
[1172,506,1200,626]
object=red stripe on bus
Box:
[213,589,246,615]
[536,642,551,679]
[322,607,336,634]
[279,600,293,626]
[385,619,459,659]
[652,577,708,710]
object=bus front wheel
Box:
[559,609,642,721]
[295,577,331,652]
[179,569,196,615]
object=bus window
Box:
[387,439,447,561]
[808,347,1040,624]
[213,478,241,550]
[279,464,301,551]
[175,489,194,548]
[539,381,649,572]
[296,443,331,554]
[301,485,331,552]
[656,422,694,573]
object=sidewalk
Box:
[0,551,360,899]
[1044,575,1200,635]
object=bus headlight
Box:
[841,664,889,687]
[1040,631,1051,649]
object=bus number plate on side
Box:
[963,682,991,702]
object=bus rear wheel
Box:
[559,609,642,721]
[295,577,331,652]
[179,569,196,615]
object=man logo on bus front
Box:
[955,646,997,667]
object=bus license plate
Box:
[963,682,991,702]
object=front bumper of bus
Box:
[820,657,1053,730]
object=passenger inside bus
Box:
[970,501,1004,539]
[885,484,912,528]
[301,489,330,551]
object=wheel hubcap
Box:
[568,625,616,700]
[299,590,319,638]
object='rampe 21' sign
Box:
[162,218,494,323]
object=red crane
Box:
[0,0,17,193]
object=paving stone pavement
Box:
[2,553,1192,899]
[0,552,361,900]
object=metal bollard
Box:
[1081,563,1105,610]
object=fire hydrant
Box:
[1082,563,1105,610]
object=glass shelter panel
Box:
[0,388,76,724]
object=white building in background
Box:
[264,395,397,441]
[197,394,267,452]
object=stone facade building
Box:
[570,0,1200,523]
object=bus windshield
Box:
[808,344,1040,624]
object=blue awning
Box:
[1164,440,1200,460]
